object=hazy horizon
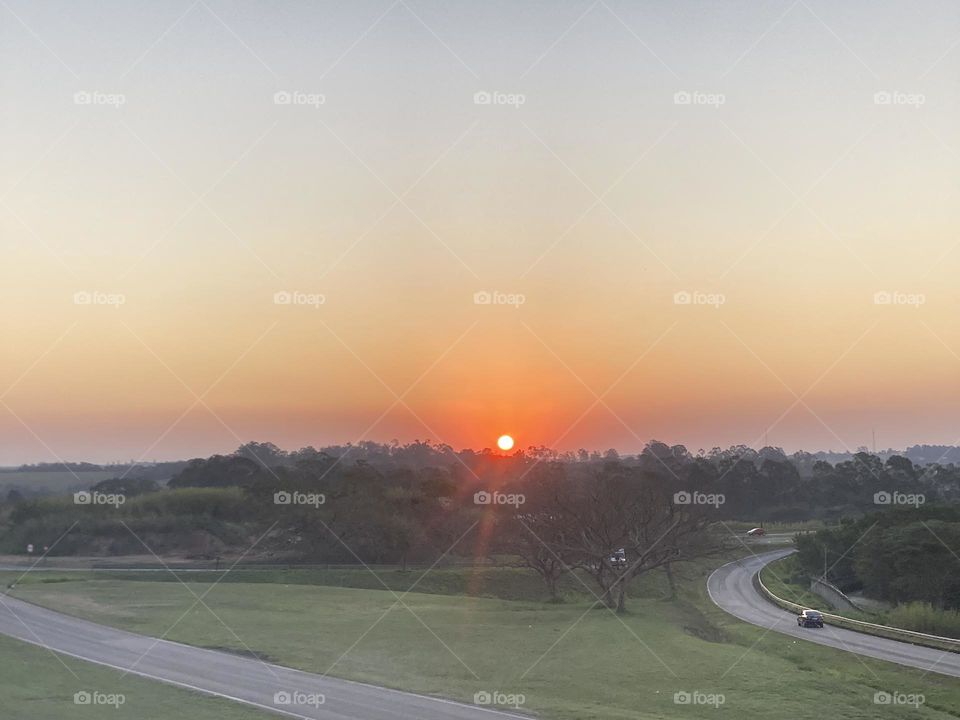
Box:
[3,437,954,468]
[4,0,960,465]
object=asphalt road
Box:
[0,593,527,720]
[708,549,960,678]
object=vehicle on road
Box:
[609,548,627,566]
[746,527,765,536]
[797,609,824,628]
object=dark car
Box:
[797,609,824,628]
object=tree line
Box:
[5,440,960,611]
[794,506,960,611]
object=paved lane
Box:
[0,593,527,719]
[707,549,960,678]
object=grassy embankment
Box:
[3,546,960,719]
[0,632,273,719]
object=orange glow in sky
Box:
[1,2,959,464]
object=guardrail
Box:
[754,567,960,654]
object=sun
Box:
[497,434,514,451]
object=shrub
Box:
[884,602,960,639]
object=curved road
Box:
[708,549,960,678]
[0,593,526,720]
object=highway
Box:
[0,593,527,720]
[707,549,960,678]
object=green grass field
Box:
[0,632,272,719]
[4,555,960,719]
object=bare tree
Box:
[520,462,717,612]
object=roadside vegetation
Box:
[885,603,960,639]
[791,507,960,638]
[760,554,877,622]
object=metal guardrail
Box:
[754,567,960,654]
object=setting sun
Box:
[497,435,515,451]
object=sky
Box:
[1,0,959,464]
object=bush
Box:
[884,602,960,640]
[0,487,257,556]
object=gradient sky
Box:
[2,0,959,464]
